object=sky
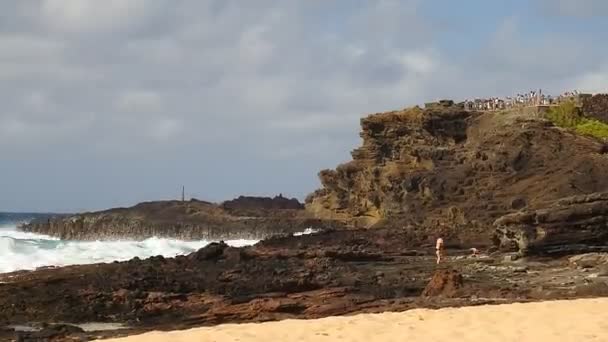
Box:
[1,0,608,212]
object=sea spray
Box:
[0,225,258,274]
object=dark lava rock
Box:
[189,241,229,261]
[20,198,344,241]
[494,193,608,255]
[221,195,304,213]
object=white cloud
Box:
[40,0,161,33]
[114,90,163,113]
[398,49,438,74]
[237,25,275,67]
[0,113,95,149]
[1,0,607,211]
[148,118,182,142]
[268,113,353,131]
[21,90,52,113]
[575,65,608,93]
[0,33,64,61]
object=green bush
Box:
[545,101,582,128]
[575,119,608,139]
[544,101,608,140]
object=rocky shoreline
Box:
[2,228,608,341]
[4,102,608,341]
[19,196,345,241]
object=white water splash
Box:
[293,227,319,236]
[0,225,258,274]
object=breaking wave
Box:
[0,224,258,274]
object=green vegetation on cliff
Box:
[545,101,608,139]
[575,120,608,139]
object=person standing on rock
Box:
[436,237,445,264]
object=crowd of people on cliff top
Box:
[463,89,581,111]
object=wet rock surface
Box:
[1,228,608,341]
[14,324,86,342]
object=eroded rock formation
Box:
[494,193,608,255]
[581,93,608,123]
[20,198,342,240]
[421,269,463,297]
[307,102,608,245]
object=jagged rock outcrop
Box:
[0,212,58,226]
[20,198,343,241]
[221,195,304,216]
[421,269,463,297]
[494,193,608,255]
[581,94,608,123]
[307,101,608,245]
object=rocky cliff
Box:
[494,192,608,255]
[20,197,343,241]
[306,101,608,246]
[581,94,608,123]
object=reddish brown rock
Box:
[421,269,464,298]
[0,227,606,341]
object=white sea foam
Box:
[10,323,128,332]
[0,225,258,274]
[293,227,319,236]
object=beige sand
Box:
[100,298,608,342]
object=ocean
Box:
[0,215,259,274]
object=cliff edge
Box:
[306,101,608,246]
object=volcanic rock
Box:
[20,197,343,240]
[221,195,304,216]
[1,227,608,340]
[494,193,608,255]
[569,253,608,268]
[307,104,608,246]
[581,93,608,123]
[421,269,463,297]
[189,241,229,261]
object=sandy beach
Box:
[100,298,608,342]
